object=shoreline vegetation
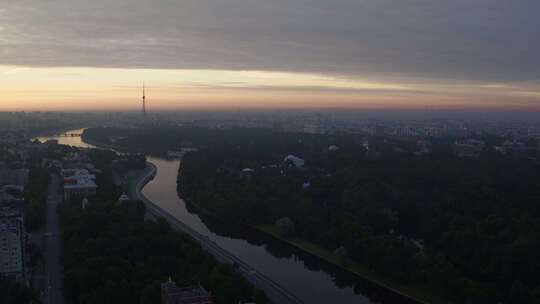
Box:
[56,142,268,304]
[80,127,445,304]
[80,135,125,151]
[182,192,444,304]
[255,225,448,304]
[78,130,421,303]
[80,126,540,304]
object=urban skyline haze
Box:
[1,0,539,111]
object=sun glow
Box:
[1,65,540,111]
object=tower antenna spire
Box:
[142,82,146,115]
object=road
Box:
[130,163,303,304]
[43,174,64,304]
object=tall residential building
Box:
[0,206,26,281]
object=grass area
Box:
[256,225,452,304]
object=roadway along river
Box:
[38,129,413,304]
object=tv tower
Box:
[142,82,146,115]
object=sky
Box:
[1,0,539,111]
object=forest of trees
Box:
[23,165,50,231]
[82,125,363,155]
[57,144,267,304]
[0,278,38,304]
[58,198,267,304]
[84,126,540,303]
[177,132,540,303]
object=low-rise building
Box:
[0,167,29,188]
[239,168,255,179]
[496,141,538,160]
[283,155,305,168]
[118,193,130,203]
[161,279,213,304]
[454,139,485,158]
[62,169,97,201]
[328,145,340,152]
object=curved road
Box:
[130,163,303,304]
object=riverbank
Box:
[129,163,302,304]
[57,168,270,304]
[178,179,446,304]
[43,127,441,303]
[128,162,157,202]
[80,135,125,151]
[82,133,173,159]
[256,225,452,304]
[30,126,84,139]
[83,132,446,304]
[178,192,446,304]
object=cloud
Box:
[0,0,539,83]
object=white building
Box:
[328,145,340,152]
[283,155,305,167]
[62,169,97,201]
[118,193,130,203]
[239,168,255,179]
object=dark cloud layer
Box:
[1,0,539,82]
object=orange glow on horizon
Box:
[1,66,540,112]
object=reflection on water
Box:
[36,128,97,149]
[143,157,372,304]
[38,129,420,304]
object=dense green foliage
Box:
[178,133,540,303]
[83,126,362,155]
[83,126,540,303]
[0,278,38,304]
[58,199,267,304]
[24,166,50,231]
[86,149,124,202]
[55,142,265,303]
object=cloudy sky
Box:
[1,0,539,111]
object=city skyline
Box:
[1,1,539,111]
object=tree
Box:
[509,280,529,303]
[531,284,540,304]
[334,245,349,265]
[275,217,296,237]
[0,279,37,304]
[334,246,348,257]
[58,199,268,304]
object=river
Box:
[37,129,418,304]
